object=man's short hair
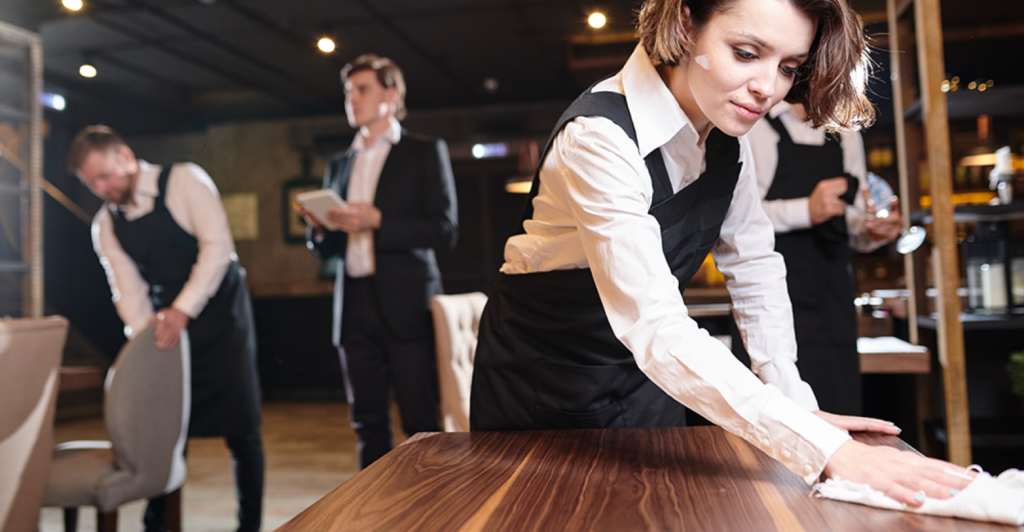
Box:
[67,125,126,173]
[340,54,407,121]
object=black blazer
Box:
[307,130,459,345]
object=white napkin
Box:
[812,467,1024,526]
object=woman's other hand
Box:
[814,410,902,435]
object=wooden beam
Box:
[944,22,1024,41]
[27,35,43,318]
[886,0,918,346]
[914,0,971,466]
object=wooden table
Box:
[276,426,1020,532]
[858,336,931,374]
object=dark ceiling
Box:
[0,0,1022,136]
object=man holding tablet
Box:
[301,54,458,468]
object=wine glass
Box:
[866,172,897,219]
[865,172,926,254]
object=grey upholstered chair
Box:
[44,323,190,532]
[0,316,69,532]
[430,292,488,432]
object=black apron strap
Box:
[518,85,674,226]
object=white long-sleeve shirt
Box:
[500,44,851,484]
[92,160,237,339]
[748,102,882,253]
[344,118,401,278]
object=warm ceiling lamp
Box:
[79,63,97,78]
[317,37,336,53]
[588,12,607,29]
[63,0,84,11]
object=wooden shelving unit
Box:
[886,0,971,465]
[0,21,43,318]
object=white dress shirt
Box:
[344,118,402,278]
[748,102,882,253]
[93,160,237,339]
[500,45,851,484]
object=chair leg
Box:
[97,510,117,532]
[167,487,182,532]
[62,508,78,532]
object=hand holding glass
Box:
[863,173,926,254]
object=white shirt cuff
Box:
[756,388,852,484]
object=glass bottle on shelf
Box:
[1013,234,1024,306]
[962,222,1008,312]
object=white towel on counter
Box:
[812,467,1024,526]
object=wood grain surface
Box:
[276,427,1021,532]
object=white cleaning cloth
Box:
[812,468,1024,526]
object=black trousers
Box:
[341,276,439,469]
[144,433,264,532]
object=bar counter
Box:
[277,426,1020,531]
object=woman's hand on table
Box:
[813,411,902,435]
[823,440,975,507]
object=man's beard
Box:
[109,171,137,206]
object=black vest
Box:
[471,87,742,431]
[110,165,261,436]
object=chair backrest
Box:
[430,292,488,432]
[96,323,190,510]
[0,316,69,532]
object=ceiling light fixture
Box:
[317,37,336,53]
[63,0,84,11]
[39,92,67,111]
[79,63,97,78]
[588,12,607,29]
[483,77,499,94]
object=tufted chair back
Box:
[430,292,488,432]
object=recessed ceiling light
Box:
[588,12,607,29]
[79,64,97,78]
[63,0,84,11]
[317,37,336,53]
[483,77,499,94]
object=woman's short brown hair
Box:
[340,54,408,121]
[637,0,874,131]
[67,125,126,173]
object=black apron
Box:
[111,165,262,437]
[470,88,742,431]
[762,116,861,415]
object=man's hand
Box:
[864,197,902,243]
[325,202,382,233]
[814,410,902,435]
[823,440,974,507]
[808,177,849,225]
[294,205,325,238]
[149,307,190,350]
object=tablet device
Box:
[296,189,346,231]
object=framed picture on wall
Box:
[282,177,322,243]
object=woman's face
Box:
[667,0,817,137]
